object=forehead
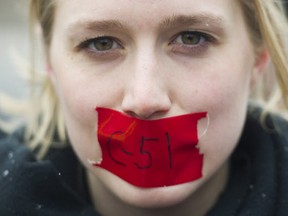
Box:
[54,0,242,30]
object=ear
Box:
[45,61,61,98]
[250,47,270,87]
[44,49,57,84]
[46,62,53,75]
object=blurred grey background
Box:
[0,1,29,98]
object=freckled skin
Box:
[48,0,268,215]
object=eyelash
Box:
[77,31,215,57]
[170,31,216,55]
[77,36,123,58]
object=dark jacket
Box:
[0,108,288,216]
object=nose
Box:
[121,55,171,119]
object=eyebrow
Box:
[65,20,127,43]
[66,13,225,39]
[69,20,127,32]
[160,14,224,30]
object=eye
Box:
[170,31,216,56]
[90,37,117,51]
[78,36,122,52]
[175,31,206,46]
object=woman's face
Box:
[48,0,266,209]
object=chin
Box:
[126,181,203,209]
[94,168,204,209]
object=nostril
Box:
[123,103,156,119]
[124,110,140,119]
[122,99,171,120]
[124,109,169,120]
[121,81,172,120]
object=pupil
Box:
[95,38,113,50]
[182,33,200,45]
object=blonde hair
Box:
[251,1,288,106]
[1,0,288,158]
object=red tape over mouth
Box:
[91,107,207,188]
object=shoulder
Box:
[221,106,288,215]
[0,129,97,216]
[0,128,35,167]
[241,106,288,165]
[246,106,288,147]
[0,129,38,213]
[0,128,37,189]
[0,128,35,168]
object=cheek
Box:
[189,65,250,153]
[57,84,102,162]
[176,59,253,114]
[181,51,255,178]
[57,77,95,125]
[51,65,117,126]
[49,65,102,164]
[55,80,104,168]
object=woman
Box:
[0,0,288,215]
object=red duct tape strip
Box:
[92,107,207,188]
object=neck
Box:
[87,162,229,216]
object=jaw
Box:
[86,161,229,216]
